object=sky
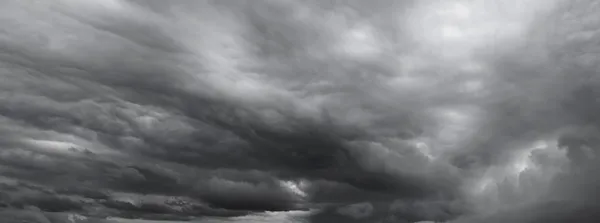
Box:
[0,0,600,222]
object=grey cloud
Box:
[0,209,52,223]
[445,1,600,222]
[309,199,463,223]
[54,187,110,200]
[0,0,465,219]
[335,202,374,219]
[191,171,308,212]
[13,194,84,213]
[1,0,600,222]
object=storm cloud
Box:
[0,0,599,222]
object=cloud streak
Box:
[0,0,599,222]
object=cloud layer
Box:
[1,0,600,222]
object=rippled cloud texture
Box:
[1,0,600,222]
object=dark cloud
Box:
[55,187,110,200]
[0,209,53,223]
[1,0,600,222]
[193,177,301,212]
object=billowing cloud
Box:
[0,0,599,222]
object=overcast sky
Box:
[0,0,600,222]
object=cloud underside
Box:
[0,0,600,222]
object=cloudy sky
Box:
[0,0,600,222]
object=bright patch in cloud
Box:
[281,180,307,198]
[337,24,381,58]
[441,25,464,39]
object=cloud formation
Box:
[0,0,599,222]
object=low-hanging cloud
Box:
[0,0,599,222]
